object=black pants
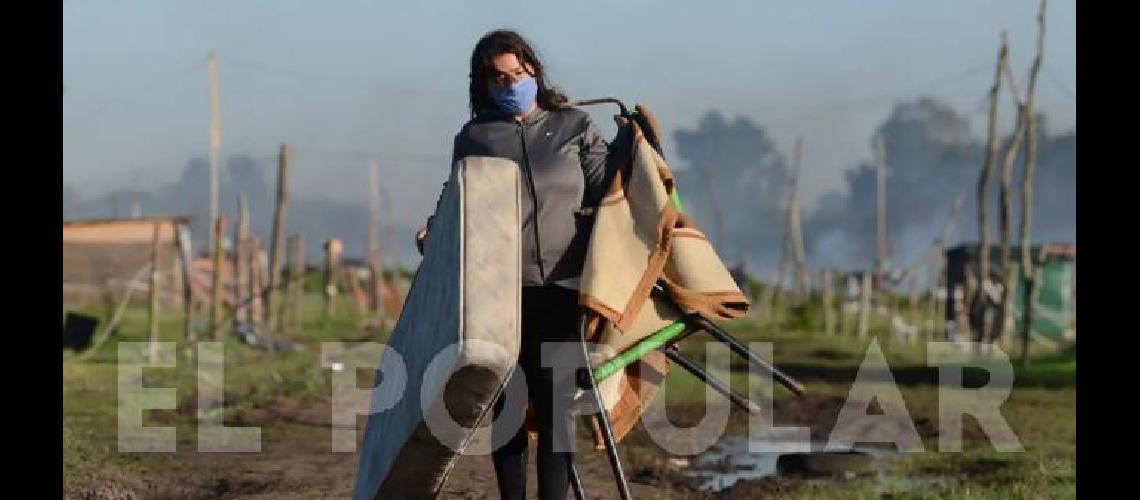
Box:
[492,285,584,500]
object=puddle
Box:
[681,434,954,494]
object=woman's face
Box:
[488,52,535,89]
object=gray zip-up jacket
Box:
[424,106,616,286]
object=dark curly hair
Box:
[468,30,568,117]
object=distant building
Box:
[944,242,1075,342]
[63,216,193,308]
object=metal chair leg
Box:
[578,315,633,500]
[661,346,764,414]
[568,457,586,500]
[692,314,807,396]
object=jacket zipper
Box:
[518,121,547,281]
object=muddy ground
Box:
[63,323,1076,499]
[65,393,871,500]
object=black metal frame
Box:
[575,314,634,500]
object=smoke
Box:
[803,98,1075,273]
[670,97,1075,276]
[672,111,791,268]
[63,98,1074,276]
[63,154,421,268]
[809,230,864,270]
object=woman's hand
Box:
[414,228,428,255]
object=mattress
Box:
[353,156,522,500]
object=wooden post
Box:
[173,222,195,344]
[370,249,384,324]
[872,135,894,345]
[324,238,342,317]
[790,137,807,301]
[926,285,938,342]
[857,272,871,339]
[278,235,296,332]
[280,234,303,331]
[927,265,937,342]
[907,272,919,343]
[207,50,222,251]
[974,34,1008,344]
[289,234,305,330]
[235,194,250,325]
[345,267,370,319]
[957,276,972,344]
[936,262,949,341]
[771,135,804,317]
[918,281,931,342]
[209,216,227,341]
[822,268,835,336]
[926,268,937,342]
[266,143,290,333]
[837,272,849,335]
[873,134,890,294]
[148,223,162,363]
[884,283,896,348]
[965,260,979,343]
[1019,0,1047,365]
[997,61,1029,345]
[249,236,264,330]
[369,161,384,321]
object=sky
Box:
[63,0,1076,227]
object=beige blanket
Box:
[578,105,751,445]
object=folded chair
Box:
[561,99,806,500]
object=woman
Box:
[415,30,615,500]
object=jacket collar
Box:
[478,104,549,125]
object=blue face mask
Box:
[489,75,538,116]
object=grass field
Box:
[63,294,1075,499]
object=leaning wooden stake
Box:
[79,266,151,361]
